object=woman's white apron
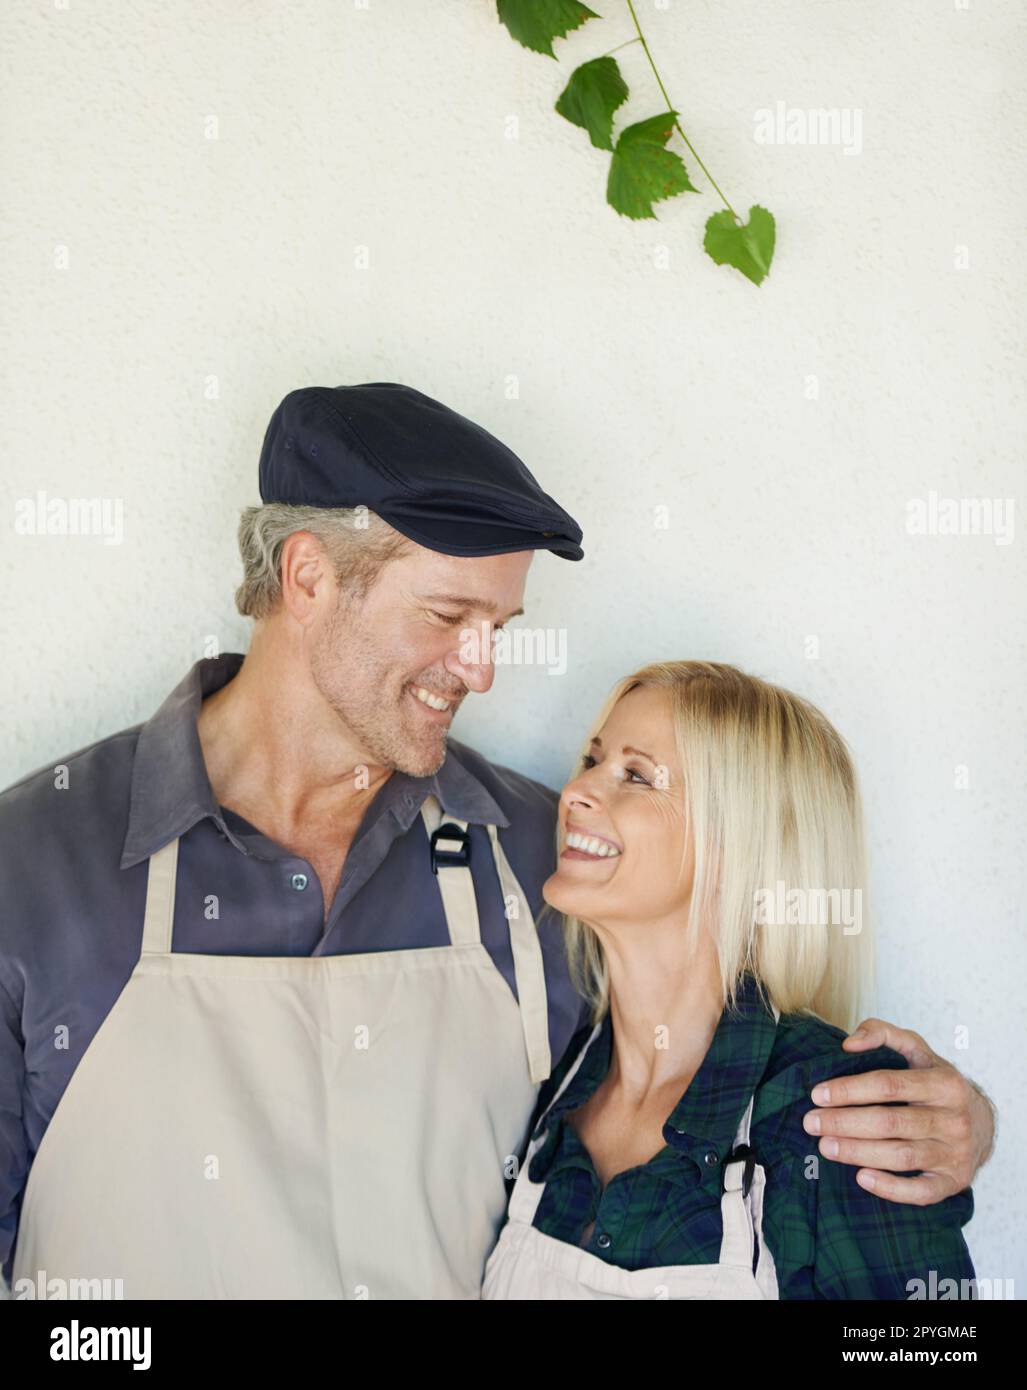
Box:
[481,1009,780,1300]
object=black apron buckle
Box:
[430,823,471,874]
[725,1143,757,1199]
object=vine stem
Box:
[624,0,738,221]
[600,36,641,59]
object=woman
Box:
[482,661,976,1300]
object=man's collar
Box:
[120,654,240,868]
[121,653,509,869]
[386,743,511,835]
[532,973,778,1175]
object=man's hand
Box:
[802,1017,997,1206]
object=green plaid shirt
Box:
[524,973,976,1299]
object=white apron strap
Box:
[506,1017,602,1222]
[420,795,552,1084]
[718,1094,759,1268]
[140,837,180,955]
[419,796,481,947]
[485,822,551,1085]
[718,999,781,1271]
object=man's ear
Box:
[279,531,336,625]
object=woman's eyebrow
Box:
[589,736,657,764]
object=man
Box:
[0,383,996,1299]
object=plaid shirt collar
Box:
[530,971,779,1180]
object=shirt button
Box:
[596,1233,611,1249]
[704,1150,719,1167]
[290,873,309,891]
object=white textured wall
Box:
[2,1,1023,1292]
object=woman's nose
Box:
[561,773,600,811]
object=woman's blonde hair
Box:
[553,661,874,1034]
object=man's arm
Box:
[0,962,26,1295]
[802,1017,996,1206]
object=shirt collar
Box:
[121,652,509,869]
[385,738,511,835]
[530,972,779,1179]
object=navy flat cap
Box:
[258,382,583,561]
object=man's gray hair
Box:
[234,504,414,619]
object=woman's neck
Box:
[601,934,726,1104]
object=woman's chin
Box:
[542,870,592,919]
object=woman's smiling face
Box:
[543,684,695,932]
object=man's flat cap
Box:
[258,382,583,561]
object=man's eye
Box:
[429,611,507,636]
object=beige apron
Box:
[11,794,551,1300]
[481,1008,781,1300]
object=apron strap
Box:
[719,1000,781,1271]
[141,837,180,955]
[485,822,552,1085]
[420,795,552,1085]
[719,1094,759,1268]
[506,1017,602,1221]
[420,796,481,947]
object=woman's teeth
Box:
[565,831,620,858]
[411,684,452,711]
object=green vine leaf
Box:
[606,111,697,220]
[555,56,629,150]
[496,0,599,58]
[703,205,776,286]
[493,2,777,286]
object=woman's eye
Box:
[579,753,648,785]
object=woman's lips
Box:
[558,839,622,861]
[560,846,619,862]
[563,824,622,860]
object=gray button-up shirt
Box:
[0,653,589,1283]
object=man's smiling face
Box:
[309,543,534,777]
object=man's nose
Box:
[444,640,497,694]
